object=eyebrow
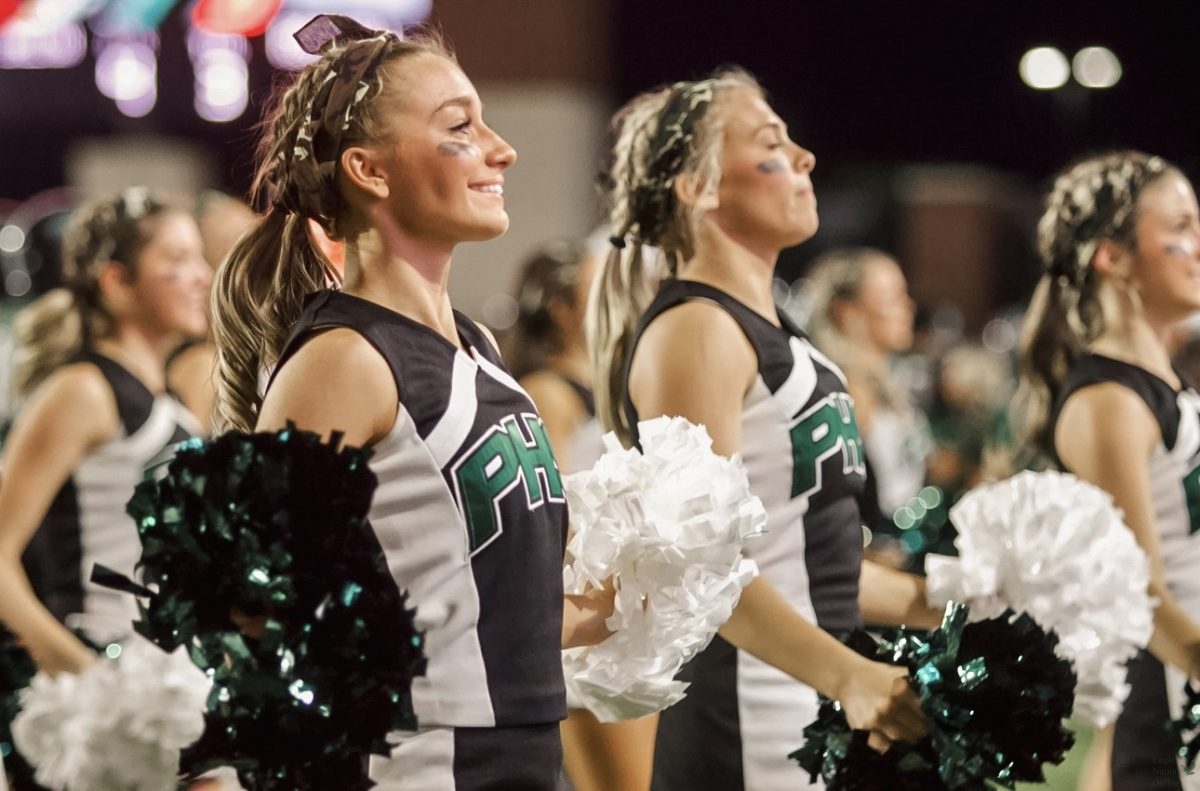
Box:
[754,120,787,136]
[431,95,477,117]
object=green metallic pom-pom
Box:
[0,625,41,788]
[104,425,426,790]
[791,602,1076,790]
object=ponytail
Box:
[211,210,336,433]
[1014,274,1094,459]
[587,242,662,446]
[10,289,83,402]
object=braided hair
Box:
[211,17,452,432]
[1017,150,1176,458]
[11,189,175,401]
[588,67,763,444]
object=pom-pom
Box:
[11,636,209,791]
[924,470,1153,727]
[98,425,426,790]
[791,602,1076,790]
[561,416,765,721]
[0,625,37,783]
[1172,679,1200,772]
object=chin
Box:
[463,215,509,242]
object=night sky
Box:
[615,1,1200,182]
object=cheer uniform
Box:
[623,279,867,791]
[22,350,195,646]
[1053,353,1200,791]
[273,290,569,790]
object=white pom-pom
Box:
[562,416,766,722]
[12,635,211,791]
[925,470,1154,727]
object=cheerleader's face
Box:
[708,89,818,255]
[855,257,916,354]
[369,54,517,247]
[1129,172,1200,322]
[125,211,212,339]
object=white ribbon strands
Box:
[925,470,1154,728]
[562,416,766,722]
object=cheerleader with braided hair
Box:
[589,68,935,790]
[0,190,208,680]
[1018,151,1200,790]
[211,15,614,788]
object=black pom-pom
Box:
[102,425,426,790]
[792,603,1076,790]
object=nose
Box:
[484,124,517,170]
[793,145,815,174]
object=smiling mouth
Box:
[471,184,504,195]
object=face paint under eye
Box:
[438,141,482,159]
[756,158,787,174]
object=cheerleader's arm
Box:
[0,364,117,675]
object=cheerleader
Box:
[588,68,937,790]
[1018,151,1200,791]
[0,189,208,674]
[210,16,612,789]
[802,248,932,566]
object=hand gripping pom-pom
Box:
[924,470,1154,728]
[96,425,426,790]
[792,602,1076,790]
[561,417,766,721]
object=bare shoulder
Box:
[5,362,119,459]
[35,362,119,428]
[520,371,586,421]
[1057,381,1159,461]
[258,328,397,446]
[633,299,755,381]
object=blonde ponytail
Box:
[10,289,82,402]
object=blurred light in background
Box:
[0,0,19,29]
[0,17,86,68]
[188,28,250,122]
[0,189,75,298]
[482,293,518,331]
[1073,46,1121,89]
[1019,46,1069,90]
[981,316,1018,355]
[94,33,157,117]
[90,0,179,35]
[264,10,316,69]
[191,0,282,37]
[0,224,24,253]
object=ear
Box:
[1092,238,1132,279]
[96,261,134,312]
[830,296,861,332]
[546,295,574,330]
[341,145,390,200]
[674,173,720,212]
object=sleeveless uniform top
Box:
[1053,353,1200,791]
[22,350,195,644]
[624,279,867,630]
[1053,353,1200,604]
[628,280,867,791]
[273,290,568,729]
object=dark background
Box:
[0,0,1195,323]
